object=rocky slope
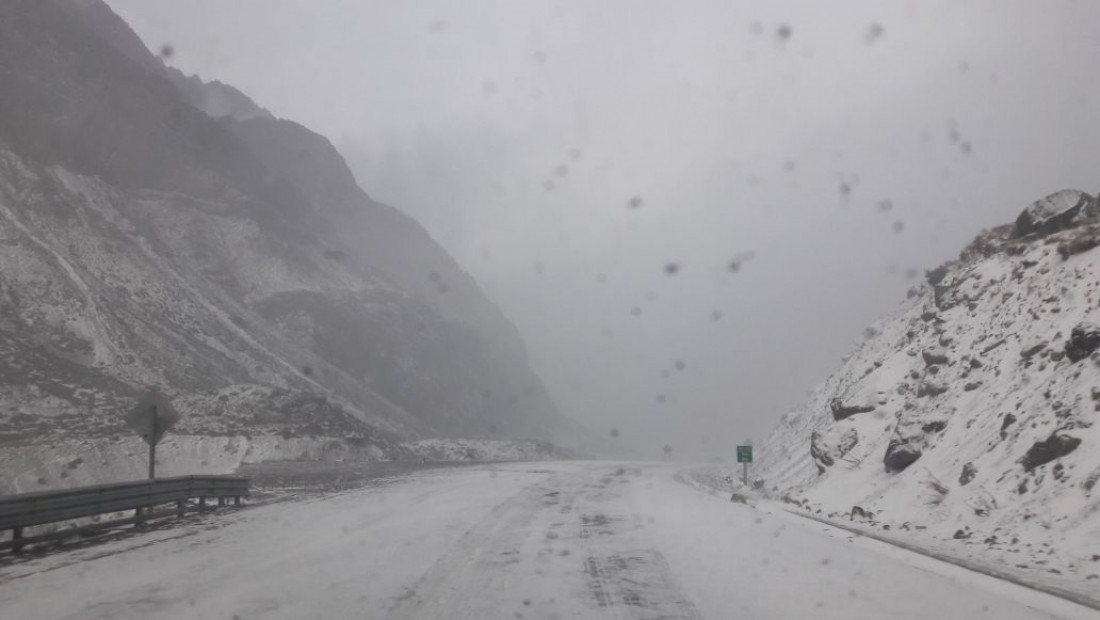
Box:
[756,189,1100,596]
[0,0,582,493]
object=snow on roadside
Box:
[753,190,1100,604]
[400,438,570,462]
[0,434,386,495]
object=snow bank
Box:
[0,434,386,495]
[400,438,569,462]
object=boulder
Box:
[811,428,859,474]
[884,440,922,472]
[1020,432,1082,471]
[921,420,947,433]
[1065,322,1100,362]
[916,381,948,398]
[1013,189,1094,237]
[1020,342,1047,359]
[922,348,950,366]
[830,398,875,421]
[959,462,977,486]
[850,506,874,521]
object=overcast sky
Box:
[107,0,1100,459]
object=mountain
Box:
[756,189,1100,594]
[0,0,584,492]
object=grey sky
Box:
[106,0,1100,458]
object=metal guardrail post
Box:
[176,499,186,518]
[12,526,23,553]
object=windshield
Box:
[0,1,1097,618]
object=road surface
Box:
[0,462,1093,619]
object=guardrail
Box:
[0,475,250,553]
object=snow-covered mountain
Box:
[757,189,1100,592]
[0,0,584,493]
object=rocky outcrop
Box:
[883,440,921,472]
[811,428,858,473]
[1013,189,1095,237]
[1020,432,1082,472]
[755,185,1100,594]
[1065,322,1100,363]
[959,462,977,486]
[921,349,949,366]
[829,398,875,421]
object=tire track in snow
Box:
[386,465,703,619]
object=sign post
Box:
[736,445,753,486]
[125,390,180,479]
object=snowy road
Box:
[0,462,1094,619]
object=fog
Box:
[106,0,1100,459]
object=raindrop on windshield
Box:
[865,23,884,44]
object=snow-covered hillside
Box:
[757,189,1100,594]
[0,0,586,489]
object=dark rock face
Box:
[850,506,873,521]
[810,432,834,473]
[1013,190,1094,237]
[1065,323,1100,362]
[830,398,875,421]
[916,381,948,398]
[884,440,922,472]
[921,349,949,366]
[959,462,977,486]
[921,420,947,434]
[1020,433,1082,471]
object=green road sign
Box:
[736,445,753,463]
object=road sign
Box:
[736,445,753,486]
[125,391,180,445]
[124,390,180,479]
